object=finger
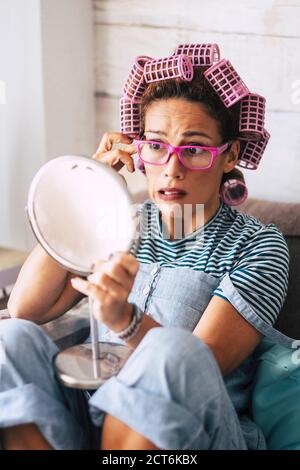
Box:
[70,277,106,299]
[96,133,133,153]
[94,149,135,173]
[92,252,139,277]
[110,252,140,277]
[87,272,128,300]
[88,263,132,291]
[102,149,135,173]
[111,142,136,154]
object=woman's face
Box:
[143,97,239,227]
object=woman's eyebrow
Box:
[144,130,212,139]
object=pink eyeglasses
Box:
[133,139,231,171]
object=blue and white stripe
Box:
[130,198,289,327]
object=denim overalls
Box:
[0,263,268,450]
[0,201,296,450]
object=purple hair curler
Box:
[220,179,248,206]
[144,54,194,83]
[239,93,266,141]
[120,97,141,137]
[122,56,152,103]
[174,43,220,67]
[204,59,249,108]
[237,129,270,170]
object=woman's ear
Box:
[223,139,240,173]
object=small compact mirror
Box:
[26,154,138,389]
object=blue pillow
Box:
[252,339,300,450]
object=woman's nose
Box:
[164,151,184,178]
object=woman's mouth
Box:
[157,188,187,201]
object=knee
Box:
[0,318,41,346]
[100,414,160,450]
[0,318,57,360]
[141,326,214,365]
[121,326,219,385]
[117,326,223,410]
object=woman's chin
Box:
[156,200,185,219]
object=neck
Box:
[160,197,221,240]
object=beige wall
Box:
[93,0,300,203]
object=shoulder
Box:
[221,203,289,257]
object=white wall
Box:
[0,0,96,251]
[93,0,300,203]
[40,0,96,158]
[0,0,46,251]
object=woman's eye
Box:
[187,147,204,155]
[150,143,162,150]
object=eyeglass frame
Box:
[133,139,232,171]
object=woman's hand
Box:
[70,252,140,332]
[92,132,137,174]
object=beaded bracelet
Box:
[114,304,143,342]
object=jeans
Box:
[0,318,248,449]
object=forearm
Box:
[125,313,162,349]
[8,244,71,322]
[110,304,162,350]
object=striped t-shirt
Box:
[131,198,289,327]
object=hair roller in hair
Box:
[237,129,270,170]
[133,153,146,174]
[122,56,152,103]
[220,179,248,206]
[239,93,266,141]
[204,59,249,107]
[120,97,141,137]
[174,43,220,67]
[144,54,194,83]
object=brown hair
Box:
[139,66,244,190]
[140,67,240,144]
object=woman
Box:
[0,55,293,450]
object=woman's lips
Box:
[158,189,187,201]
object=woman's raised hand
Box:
[70,251,140,332]
[92,132,137,174]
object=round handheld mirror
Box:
[26,153,139,389]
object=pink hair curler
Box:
[220,179,248,206]
[144,54,194,83]
[122,56,152,103]
[204,59,249,107]
[239,93,266,141]
[133,153,146,174]
[174,43,220,67]
[120,97,141,137]
[237,129,270,170]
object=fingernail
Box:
[87,272,98,283]
[71,278,82,287]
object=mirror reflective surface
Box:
[26,155,137,388]
[26,155,136,275]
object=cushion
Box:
[252,340,300,450]
[238,198,300,237]
[238,198,300,339]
